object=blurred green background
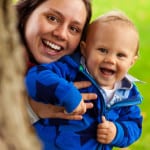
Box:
[13,0,149,149]
[91,0,150,149]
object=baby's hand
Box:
[70,99,87,115]
[97,116,116,144]
[64,92,97,115]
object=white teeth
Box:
[44,40,61,51]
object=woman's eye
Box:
[70,26,80,34]
[47,15,59,23]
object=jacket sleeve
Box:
[111,105,143,147]
[25,63,82,113]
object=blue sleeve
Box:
[111,105,143,147]
[25,63,82,113]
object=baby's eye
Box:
[98,48,108,53]
[117,53,126,58]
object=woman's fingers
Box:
[48,105,83,120]
[30,99,83,120]
[74,81,97,111]
[85,102,93,109]
[81,93,97,110]
[74,81,91,89]
[82,93,97,100]
[52,110,83,120]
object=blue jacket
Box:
[25,53,143,150]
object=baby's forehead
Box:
[91,16,132,27]
[87,17,139,55]
[90,10,135,28]
[89,16,138,37]
[88,19,125,34]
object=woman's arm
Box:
[28,81,97,123]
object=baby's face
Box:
[81,21,138,89]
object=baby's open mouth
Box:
[100,67,115,75]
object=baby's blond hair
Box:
[90,10,139,55]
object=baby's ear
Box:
[131,55,138,66]
[80,41,86,57]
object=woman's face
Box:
[25,0,87,63]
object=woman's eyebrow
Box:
[48,8,64,18]
[48,8,82,26]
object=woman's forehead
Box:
[41,0,87,24]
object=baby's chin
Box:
[99,81,115,90]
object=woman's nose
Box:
[53,25,68,41]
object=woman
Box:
[16,0,97,149]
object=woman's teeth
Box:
[43,40,61,51]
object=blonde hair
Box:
[91,10,139,55]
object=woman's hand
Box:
[66,93,96,115]
[29,99,83,120]
[29,81,97,120]
[74,81,97,113]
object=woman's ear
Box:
[80,41,86,57]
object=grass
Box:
[92,0,150,149]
